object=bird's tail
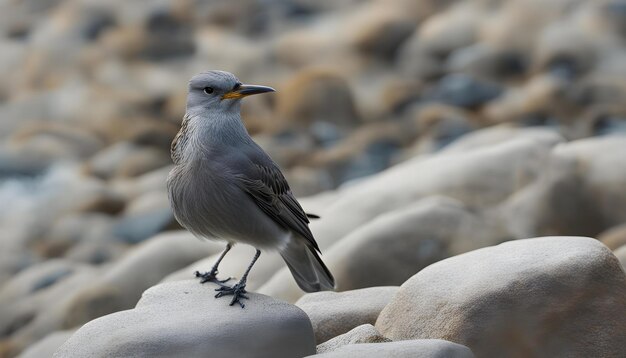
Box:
[280,238,335,292]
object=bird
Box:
[167,70,335,308]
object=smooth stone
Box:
[17,330,74,358]
[315,324,390,354]
[599,223,626,250]
[503,136,626,238]
[614,245,626,272]
[308,339,474,358]
[54,280,316,358]
[63,231,220,327]
[259,196,501,303]
[296,286,398,343]
[376,237,626,357]
[423,74,502,109]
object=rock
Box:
[63,231,220,327]
[115,146,171,178]
[110,166,172,200]
[423,74,502,109]
[8,122,104,162]
[482,75,564,124]
[325,197,500,290]
[0,260,75,311]
[322,132,556,245]
[376,237,626,357]
[309,339,474,358]
[18,330,74,358]
[315,324,390,354]
[55,280,316,358]
[112,191,177,243]
[408,104,476,155]
[86,142,138,180]
[296,286,398,343]
[260,137,557,302]
[532,21,594,79]
[111,208,175,244]
[0,263,99,357]
[140,8,195,61]
[276,69,359,129]
[76,191,126,215]
[446,44,527,81]
[263,196,499,302]
[614,245,626,272]
[346,3,416,60]
[396,2,481,81]
[599,223,626,250]
[442,125,562,155]
[503,136,626,238]
[63,240,127,265]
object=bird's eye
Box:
[203,87,214,95]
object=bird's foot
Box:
[215,281,249,308]
[195,270,231,287]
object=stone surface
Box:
[296,286,398,343]
[316,324,390,354]
[259,135,555,302]
[63,231,220,327]
[599,223,626,250]
[376,237,626,357]
[54,280,316,358]
[18,330,74,358]
[309,339,474,358]
[614,245,626,272]
[503,136,626,238]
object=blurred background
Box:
[1,0,626,356]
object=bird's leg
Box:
[195,243,232,285]
[215,249,261,308]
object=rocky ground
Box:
[1,0,626,357]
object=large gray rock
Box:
[55,280,316,358]
[296,286,398,343]
[316,324,390,354]
[376,237,626,357]
[309,340,474,358]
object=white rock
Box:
[17,330,74,358]
[55,280,316,358]
[308,339,474,358]
[316,324,390,354]
[376,237,626,357]
[63,231,220,327]
[296,286,398,343]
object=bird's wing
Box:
[234,156,321,252]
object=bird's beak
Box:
[221,84,276,100]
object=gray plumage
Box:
[167,70,335,297]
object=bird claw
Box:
[214,282,248,308]
[195,270,231,286]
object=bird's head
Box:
[186,70,275,114]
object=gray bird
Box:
[167,70,335,307]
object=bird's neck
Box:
[172,108,252,165]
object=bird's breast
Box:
[167,160,289,249]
